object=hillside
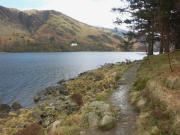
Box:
[130,52,180,134]
[0,6,143,52]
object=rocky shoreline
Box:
[0,62,133,135]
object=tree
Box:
[171,0,180,50]
[113,0,159,55]
[122,31,136,51]
[113,0,180,54]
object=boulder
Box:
[0,103,11,118]
[0,103,11,113]
[12,102,22,111]
[31,109,44,123]
[31,107,56,127]
[85,101,116,130]
[54,102,66,112]
[34,96,41,103]
[58,85,68,95]
[42,85,68,96]
[65,99,79,115]
[58,79,65,84]
[42,116,55,128]
[98,114,116,130]
[16,123,26,128]
[80,131,86,135]
[88,101,111,114]
[85,112,99,127]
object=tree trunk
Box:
[175,42,180,50]
[150,36,154,55]
[164,32,170,53]
[160,32,164,54]
[148,37,154,56]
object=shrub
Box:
[70,94,83,106]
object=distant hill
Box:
[0,6,143,52]
[101,27,127,36]
[98,27,146,51]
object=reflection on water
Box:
[0,52,146,108]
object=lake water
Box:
[0,52,146,108]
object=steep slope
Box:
[130,52,180,134]
[0,6,137,52]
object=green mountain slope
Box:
[0,6,139,52]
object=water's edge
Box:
[0,52,146,107]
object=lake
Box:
[0,52,146,108]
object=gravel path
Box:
[85,62,140,135]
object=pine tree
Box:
[113,0,180,54]
[113,0,159,55]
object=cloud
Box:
[38,0,126,29]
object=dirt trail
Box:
[85,62,140,135]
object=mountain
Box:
[0,6,143,52]
[102,27,128,36]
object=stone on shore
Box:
[0,103,11,113]
[85,112,99,127]
[31,108,44,122]
[12,102,22,111]
[31,107,56,128]
[85,101,116,130]
[58,85,68,95]
[88,101,111,114]
[34,96,41,103]
[0,103,11,118]
[99,114,116,130]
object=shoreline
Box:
[34,62,129,106]
[0,61,135,109]
[1,52,179,135]
[0,61,135,135]
[0,51,147,53]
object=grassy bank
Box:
[130,52,180,135]
[0,62,133,135]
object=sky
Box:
[0,0,128,29]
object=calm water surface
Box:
[0,52,146,108]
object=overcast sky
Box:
[0,0,127,29]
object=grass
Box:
[65,63,132,103]
[130,51,180,135]
[43,63,133,135]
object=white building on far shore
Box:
[70,43,78,47]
